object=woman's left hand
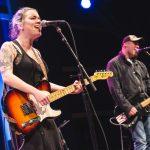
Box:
[72,80,83,94]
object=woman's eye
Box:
[30,16,37,20]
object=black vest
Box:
[13,40,44,86]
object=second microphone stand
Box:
[55,26,99,150]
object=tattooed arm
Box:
[0,42,51,105]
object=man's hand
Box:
[72,80,83,94]
[128,107,138,116]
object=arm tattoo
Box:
[0,42,16,72]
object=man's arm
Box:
[106,60,133,114]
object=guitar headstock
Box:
[93,70,113,80]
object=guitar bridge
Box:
[22,116,41,128]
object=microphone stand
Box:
[146,51,150,56]
[55,26,99,150]
[58,120,70,150]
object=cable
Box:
[119,126,124,150]
[109,108,124,150]
[64,21,79,57]
[18,134,25,150]
[88,94,110,150]
[58,120,70,150]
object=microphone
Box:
[137,46,150,52]
[41,20,66,27]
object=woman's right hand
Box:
[32,89,50,106]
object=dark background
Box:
[0,0,150,149]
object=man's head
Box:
[121,35,142,58]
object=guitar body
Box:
[113,97,150,128]
[5,80,51,134]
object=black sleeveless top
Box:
[13,40,44,86]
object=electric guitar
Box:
[5,71,113,134]
[110,97,150,128]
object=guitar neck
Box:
[49,76,95,103]
[140,98,150,108]
[84,76,97,86]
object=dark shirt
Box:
[13,40,44,86]
[106,52,150,114]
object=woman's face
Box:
[21,9,42,40]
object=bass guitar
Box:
[110,97,150,128]
[5,71,113,134]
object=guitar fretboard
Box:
[140,98,150,108]
[48,75,97,103]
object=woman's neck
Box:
[16,35,33,51]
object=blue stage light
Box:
[81,0,91,9]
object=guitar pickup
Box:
[21,103,35,115]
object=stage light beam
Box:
[81,0,91,9]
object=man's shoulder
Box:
[136,59,144,64]
[107,55,120,66]
[136,59,147,68]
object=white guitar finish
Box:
[29,93,61,121]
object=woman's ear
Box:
[18,22,23,31]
